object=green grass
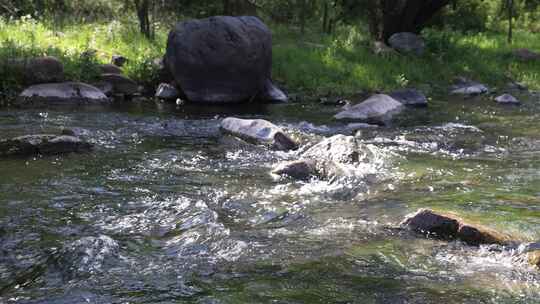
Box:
[0,16,539,103]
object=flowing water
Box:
[1,93,540,303]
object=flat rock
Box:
[100,74,139,95]
[334,94,404,125]
[494,93,520,105]
[401,209,509,246]
[17,82,109,107]
[0,134,93,157]
[388,32,425,56]
[220,117,298,151]
[155,83,180,100]
[389,88,428,107]
[450,79,488,96]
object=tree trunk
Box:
[322,1,329,33]
[134,0,151,39]
[507,0,513,44]
[300,0,307,34]
[223,0,231,15]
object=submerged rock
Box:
[164,16,285,103]
[388,32,425,56]
[0,134,93,157]
[334,94,404,125]
[389,88,428,107]
[57,235,119,279]
[494,93,520,105]
[155,83,180,100]
[220,117,298,151]
[17,82,109,106]
[401,209,509,246]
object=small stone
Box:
[111,55,128,67]
[494,94,520,105]
[272,159,318,180]
[155,83,180,100]
[220,117,298,151]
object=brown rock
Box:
[100,74,138,95]
[99,64,123,75]
[401,209,509,246]
[26,56,64,84]
[528,250,540,268]
[513,48,540,61]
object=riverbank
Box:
[0,17,539,104]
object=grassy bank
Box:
[0,16,539,102]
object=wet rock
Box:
[494,93,520,105]
[57,235,119,279]
[165,16,285,103]
[155,83,180,100]
[258,79,288,103]
[100,73,139,96]
[99,64,123,75]
[389,88,428,107]
[401,209,509,246]
[220,117,298,151]
[0,134,93,157]
[16,82,109,107]
[334,94,404,125]
[271,159,318,180]
[507,81,528,91]
[26,56,64,84]
[273,135,375,181]
[512,48,540,62]
[450,78,488,96]
[93,81,114,96]
[388,32,425,56]
[111,54,127,67]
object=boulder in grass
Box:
[16,82,109,107]
[334,94,404,125]
[164,16,286,103]
[388,32,425,56]
[220,117,298,151]
[111,55,128,67]
[512,48,540,62]
[389,88,428,107]
[401,209,510,246]
[26,56,65,84]
[155,83,180,100]
[0,134,93,157]
[100,74,139,96]
[99,64,123,75]
[494,94,520,105]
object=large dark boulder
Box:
[164,16,286,103]
[388,32,425,56]
[0,134,93,157]
[26,56,65,84]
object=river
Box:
[1,93,540,303]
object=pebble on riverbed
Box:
[401,209,511,246]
